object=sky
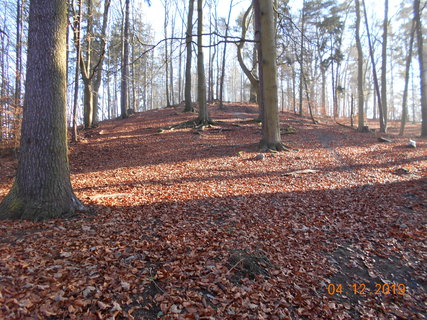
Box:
[138,0,406,42]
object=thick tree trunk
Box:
[120,0,130,119]
[414,0,427,136]
[184,0,194,112]
[196,0,210,124]
[355,0,365,130]
[257,0,283,151]
[0,0,85,220]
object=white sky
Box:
[139,0,406,42]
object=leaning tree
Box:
[0,0,85,220]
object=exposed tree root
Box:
[258,140,291,152]
[0,186,86,221]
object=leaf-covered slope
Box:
[0,104,426,319]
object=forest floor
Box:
[0,103,426,319]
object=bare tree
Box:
[184,0,194,112]
[380,0,389,131]
[72,0,83,142]
[355,0,364,130]
[362,0,385,132]
[219,0,233,109]
[400,13,415,135]
[196,0,210,124]
[120,0,130,118]
[414,0,427,136]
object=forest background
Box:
[0,0,426,144]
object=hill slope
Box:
[0,103,426,319]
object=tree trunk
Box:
[120,0,130,118]
[298,1,305,116]
[164,1,170,108]
[14,0,23,109]
[355,0,364,130]
[92,0,111,125]
[320,67,326,115]
[362,0,384,132]
[253,0,263,120]
[219,0,233,109]
[184,0,194,112]
[0,0,85,220]
[400,17,415,135]
[72,0,83,142]
[83,79,93,128]
[82,0,93,128]
[257,0,283,151]
[380,0,388,131]
[414,0,427,136]
[237,4,259,104]
[196,0,210,124]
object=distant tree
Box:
[256,0,284,151]
[414,0,427,137]
[78,0,111,128]
[380,0,389,131]
[0,0,85,220]
[236,3,259,104]
[162,0,171,108]
[14,0,23,110]
[355,0,365,130]
[121,0,130,119]
[184,0,194,112]
[72,0,83,142]
[92,0,112,124]
[362,0,385,132]
[219,0,233,109]
[400,10,416,135]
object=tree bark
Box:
[0,0,85,220]
[414,0,427,136]
[184,0,194,112]
[257,0,283,151]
